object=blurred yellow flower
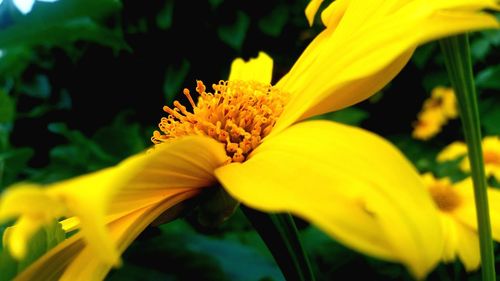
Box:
[438,136,500,180]
[412,87,458,140]
[422,173,500,271]
[1,0,499,280]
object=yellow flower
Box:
[412,87,458,140]
[437,136,500,180]
[422,173,500,271]
[2,0,499,280]
[412,107,447,140]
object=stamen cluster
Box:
[152,80,288,162]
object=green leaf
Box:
[208,0,224,9]
[92,113,147,160]
[0,147,34,189]
[0,248,18,281]
[156,0,175,30]
[481,98,500,135]
[422,71,449,92]
[0,91,15,123]
[476,65,500,90]
[411,42,437,69]
[0,0,125,50]
[111,220,283,281]
[470,36,490,61]
[217,11,250,50]
[48,123,116,166]
[258,5,289,37]
[20,75,51,99]
[0,47,33,78]
[241,206,316,281]
[163,59,190,104]
[440,34,496,281]
[0,220,65,281]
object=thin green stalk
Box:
[439,34,495,281]
[241,205,316,281]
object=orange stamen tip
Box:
[152,80,289,163]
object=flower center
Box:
[483,149,500,166]
[428,180,461,212]
[152,80,288,162]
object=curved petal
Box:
[13,235,84,281]
[1,136,227,269]
[305,0,325,26]
[59,190,199,281]
[14,191,200,281]
[437,141,467,162]
[228,52,273,85]
[215,120,442,278]
[272,0,499,133]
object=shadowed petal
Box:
[14,191,199,281]
[1,136,227,269]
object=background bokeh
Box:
[0,0,499,280]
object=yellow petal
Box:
[273,0,499,133]
[412,107,447,140]
[228,52,273,84]
[0,186,66,259]
[455,222,480,271]
[305,0,324,26]
[215,120,442,278]
[15,190,200,281]
[437,141,467,162]
[1,136,226,268]
[440,215,458,263]
[320,0,348,29]
[13,235,84,281]
[60,217,80,233]
[59,190,199,281]
[452,178,500,241]
[6,218,45,259]
[107,136,227,216]
[0,185,65,220]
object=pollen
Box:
[428,179,461,212]
[151,80,288,163]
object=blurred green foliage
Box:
[0,0,499,280]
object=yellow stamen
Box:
[152,80,288,162]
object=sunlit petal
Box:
[273,0,499,133]
[228,52,273,84]
[437,141,468,162]
[305,0,324,26]
[216,120,442,278]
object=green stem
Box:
[241,205,316,281]
[439,34,495,281]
